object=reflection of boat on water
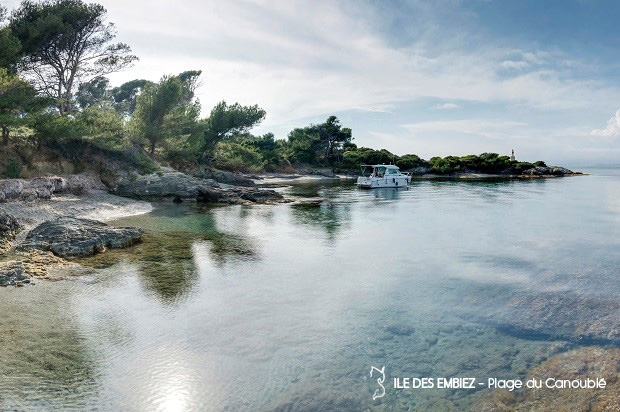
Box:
[356,164,411,189]
[371,187,404,200]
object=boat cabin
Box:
[361,164,402,178]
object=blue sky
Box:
[4,0,620,164]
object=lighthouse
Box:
[510,149,515,162]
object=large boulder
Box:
[113,170,220,199]
[0,173,106,202]
[193,167,256,187]
[20,218,143,257]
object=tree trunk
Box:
[1,127,9,146]
[149,139,156,157]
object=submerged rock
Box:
[20,218,143,257]
[478,348,620,411]
[488,292,620,343]
[114,170,283,204]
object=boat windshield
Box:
[374,167,386,177]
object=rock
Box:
[63,172,108,194]
[0,211,21,252]
[521,166,575,176]
[114,169,284,204]
[193,167,256,187]
[0,260,28,286]
[0,173,106,202]
[113,170,220,199]
[487,291,620,343]
[19,218,143,257]
[0,212,21,241]
[230,187,284,203]
[478,348,620,411]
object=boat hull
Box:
[356,176,410,189]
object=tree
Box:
[0,68,39,145]
[396,154,428,170]
[110,78,151,116]
[9,0,138,115]
[0,6,21,71]
[198,101,266,158]
[245,132,285,171]
[286,116,352,165]
[76,75,110,109]
[131,72,200,157]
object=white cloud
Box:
[353,106,393,113]
[91,0,619,126]
[401,119,529,140]
[500,60,530,70]
[432,103,460,110]
[590,109,620,137]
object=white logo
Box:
[369,366,386,400]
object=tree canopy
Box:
[287,116,352,165]
[198,101,266,158]
[130,71,201,156]
[9,0,137,114]
[0,68,40,145]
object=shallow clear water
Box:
[1,170,619,411]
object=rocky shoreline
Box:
[0,168,293,286]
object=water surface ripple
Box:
[1,168,619,411]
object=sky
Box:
[3,0,620,165]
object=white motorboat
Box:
[356,164,411,189]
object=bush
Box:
[512,161,535,174]
[429,156,463,174]
[534,160,547,167]
[2,159,21,178]
[340,147,396,170]
[213,142,266,173]
[30,113,88,145]
[396,154,428,170]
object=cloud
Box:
[499,60,530,70]
[401,119,529,140]
[432,103,460,110]
[590,109,620,137]
[353,106,393,113]
[94,0,620,125]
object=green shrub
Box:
[213,142,266,173]
[512,161,535,174]
[2,159,21,178]
[396,154,428,170]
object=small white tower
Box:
[510,149,515,162]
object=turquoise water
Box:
[1,169,619,411]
